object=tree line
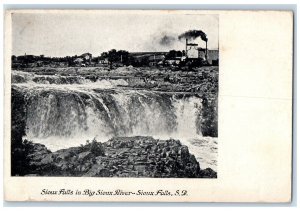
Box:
[12,49,187,67]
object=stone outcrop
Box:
[16,136,217,178]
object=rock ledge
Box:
[17,136,217,178]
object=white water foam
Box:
[14,76,217,170]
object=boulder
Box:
[84,164,105,177]
[78,151,93,161]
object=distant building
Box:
[198,48,206,60]
[74,58,84,65]
[186,43,199,59]
[130,52,168,64]
[80,53,92,63]
[185,39,200,59]
[148,54,165,62]
[165,57,182,65]
[148,54,165,66]
[99,58,109,64]
[207,50,219,65]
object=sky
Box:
[12,11,219,57]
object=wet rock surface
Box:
[16,136,217,178]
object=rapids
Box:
[12,70,217,171]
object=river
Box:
[12,70,217,171]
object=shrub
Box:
[89,139,105,156]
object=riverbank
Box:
[12,136,217,178]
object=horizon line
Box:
[12,49,219,58]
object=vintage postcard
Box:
[4,10,293,202]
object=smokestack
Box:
[205,41,208,61]
[186,39,188,57]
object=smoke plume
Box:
[178,30,208,42]
[159,35,176,46]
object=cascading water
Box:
[18,85,202,147]
[12,70,217,171]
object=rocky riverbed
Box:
[11,66,218,178]
[14,136,217,178]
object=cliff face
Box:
[11,87,28,176]
[14,136,217,178]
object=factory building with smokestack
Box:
[184,36,218,66]
[185,38,208,61]
[178,29,219,66]
[186,39,199,59]
[127,29,218,67]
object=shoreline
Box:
[12,136,217,178]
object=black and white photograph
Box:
[10,11,219,178]
[4,7,294,203]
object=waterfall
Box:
[11,70,217,171]
[13,83,203,151]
